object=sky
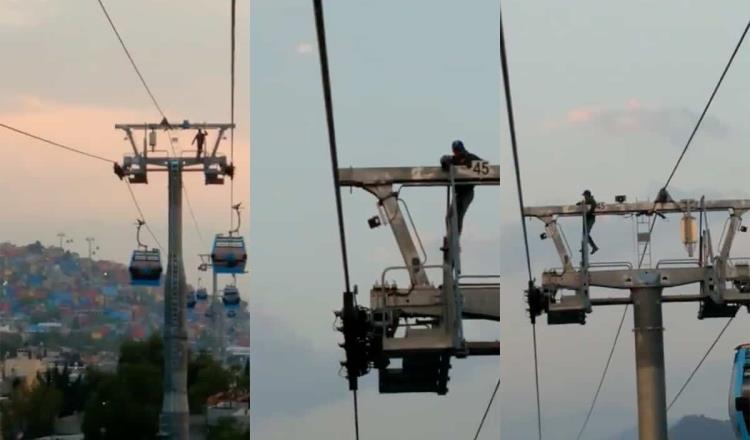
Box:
[499,1,750,439]
[250,0,500,438]
[0,0,250,290]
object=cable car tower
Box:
[114,120,234,440]
[525,194,750,440]
[335,163,500,395]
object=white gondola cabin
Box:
[222,285,241,307]
[186,290,197,309]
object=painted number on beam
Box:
[471,160,490,176]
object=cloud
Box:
[295,42,315,55]
[558,99,731,145]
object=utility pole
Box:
[57,233,73,250]
[114,120,234,440]
[525,196,750,440]
[199,254,226,363]
[85,237,98,280]
[85,237,98,260]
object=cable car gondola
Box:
[211,235,247,274]
[186,290,197,309]
[211,204,247,274]
[222,285,241,307]
[129,220,163,286]
[196,287,208,301]
[130,249,162,286]
[730,344,750,439]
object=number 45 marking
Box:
[471,160,490,176]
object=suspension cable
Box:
[95,0,167,119]
[125,181,164,251]
[499,3,541,439]
[637,17,750,268]
[183,186,206,247]
[575,305,629,440]
[664,19,750,189]
[312,0,357,438]
[667,315,735,411]
[230,0,237,230]
[472,376,501,440]
[1,123,113,163]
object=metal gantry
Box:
[336,163,500,395]
[525,195,750,440]
[114,120,234,440]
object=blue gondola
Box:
[186,290,197,309]
[730,344,750,439]
[222,285,241,307]
[129,249,162,286]
[211,235,247,274]
[196,288,208,301]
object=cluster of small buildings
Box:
[0,241,249,366]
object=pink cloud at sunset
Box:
[553,99,730,144]
[566,106,600,124]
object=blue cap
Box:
[452,140,465,153]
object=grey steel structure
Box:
[336,164,500,395]
[524,197,750,440]
[198,253,226,363]
[114,121,234,440]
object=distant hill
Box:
[670,415,734,440]
[610,415,734,440]
[0,241,249,354]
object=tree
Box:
[37,365,87,417]
[0,331,22,356]
[188,353,232,414]
[207,417,249,440]
[82,334,163,440]
[0,379,63,439]
[81,368,160,440]
[80,334,240,438]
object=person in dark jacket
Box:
[441,140,482,235]
[193,129,207,159]
[578,189,599,254]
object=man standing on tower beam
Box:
[578,189,599,254]
[192,128,207,159]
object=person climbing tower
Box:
[440,140,482,235]
[578,189,599,255]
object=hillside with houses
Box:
[0,241,249,367]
